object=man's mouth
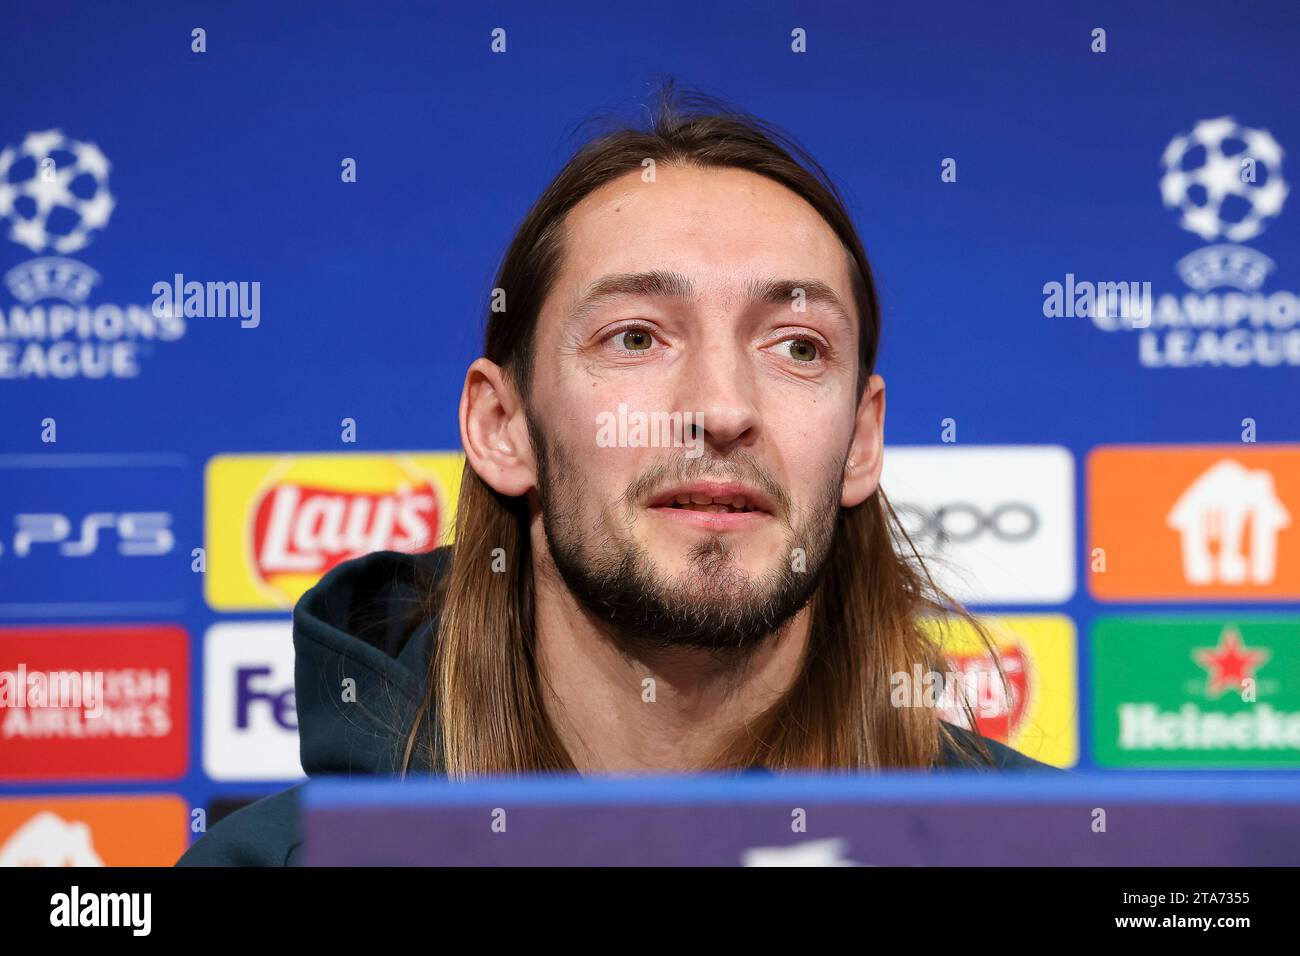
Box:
[663,494,760,514]
[645,481,775,528]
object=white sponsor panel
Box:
[203,622,305,782]
[881,445,1075,604]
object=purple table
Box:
[301,773,1300,866]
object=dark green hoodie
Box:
[177,546,1056,866]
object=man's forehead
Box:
[552,166,857,322]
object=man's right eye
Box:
[610,327,656,352]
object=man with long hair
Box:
[180,83,1049,867]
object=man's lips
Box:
[645,480,775,531]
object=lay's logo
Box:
[205,453,463,610]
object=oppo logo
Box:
[0,512,174,557]
[894,502,1040,548]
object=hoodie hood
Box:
[292,546,452,776]
[291,546,1055,775]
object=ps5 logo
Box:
[0,511,174,557]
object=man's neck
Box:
[531,546,812,773]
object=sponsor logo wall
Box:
[2,4,1298,866]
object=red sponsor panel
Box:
[0,625,189,781]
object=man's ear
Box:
[841,374,886,507]
[460,357,536,497]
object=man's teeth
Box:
[667,494,755,513]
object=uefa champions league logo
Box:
[1068,116,1298,368]
[1160,117,1288,244]
[0,128,190,379]
[0,130,115,255]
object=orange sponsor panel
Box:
[1088,445,1300,601]
[0,795,188,866]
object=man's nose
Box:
[675,339,761,451]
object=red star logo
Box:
[1193,626,1269,699]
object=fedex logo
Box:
[0,512,174,557]
[235,665,296,731]
[203,623,304,782]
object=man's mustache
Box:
[623,456,790,517]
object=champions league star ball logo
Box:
[0,130,115,255]
[1159,117,1288,244]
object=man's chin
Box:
[638,525,781,571]
[590,557,810,652]
[638,551,768,588]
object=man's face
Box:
[525,164,866,653]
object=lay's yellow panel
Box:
[205,452,464,611]
[925,614,1078,768]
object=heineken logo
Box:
[1119,703,1300,750]
[1092,617,1300,768]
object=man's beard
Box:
[526,409,843,658]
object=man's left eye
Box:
[777,338,820,362]
[613,328,655,351]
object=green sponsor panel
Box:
[1092,616,1300,768]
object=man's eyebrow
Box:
[747,277,854,332]
[570,270,695,325]
[567,270,853,332]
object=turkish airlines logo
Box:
[1090,446,1300,600]
[0,625,188,782]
